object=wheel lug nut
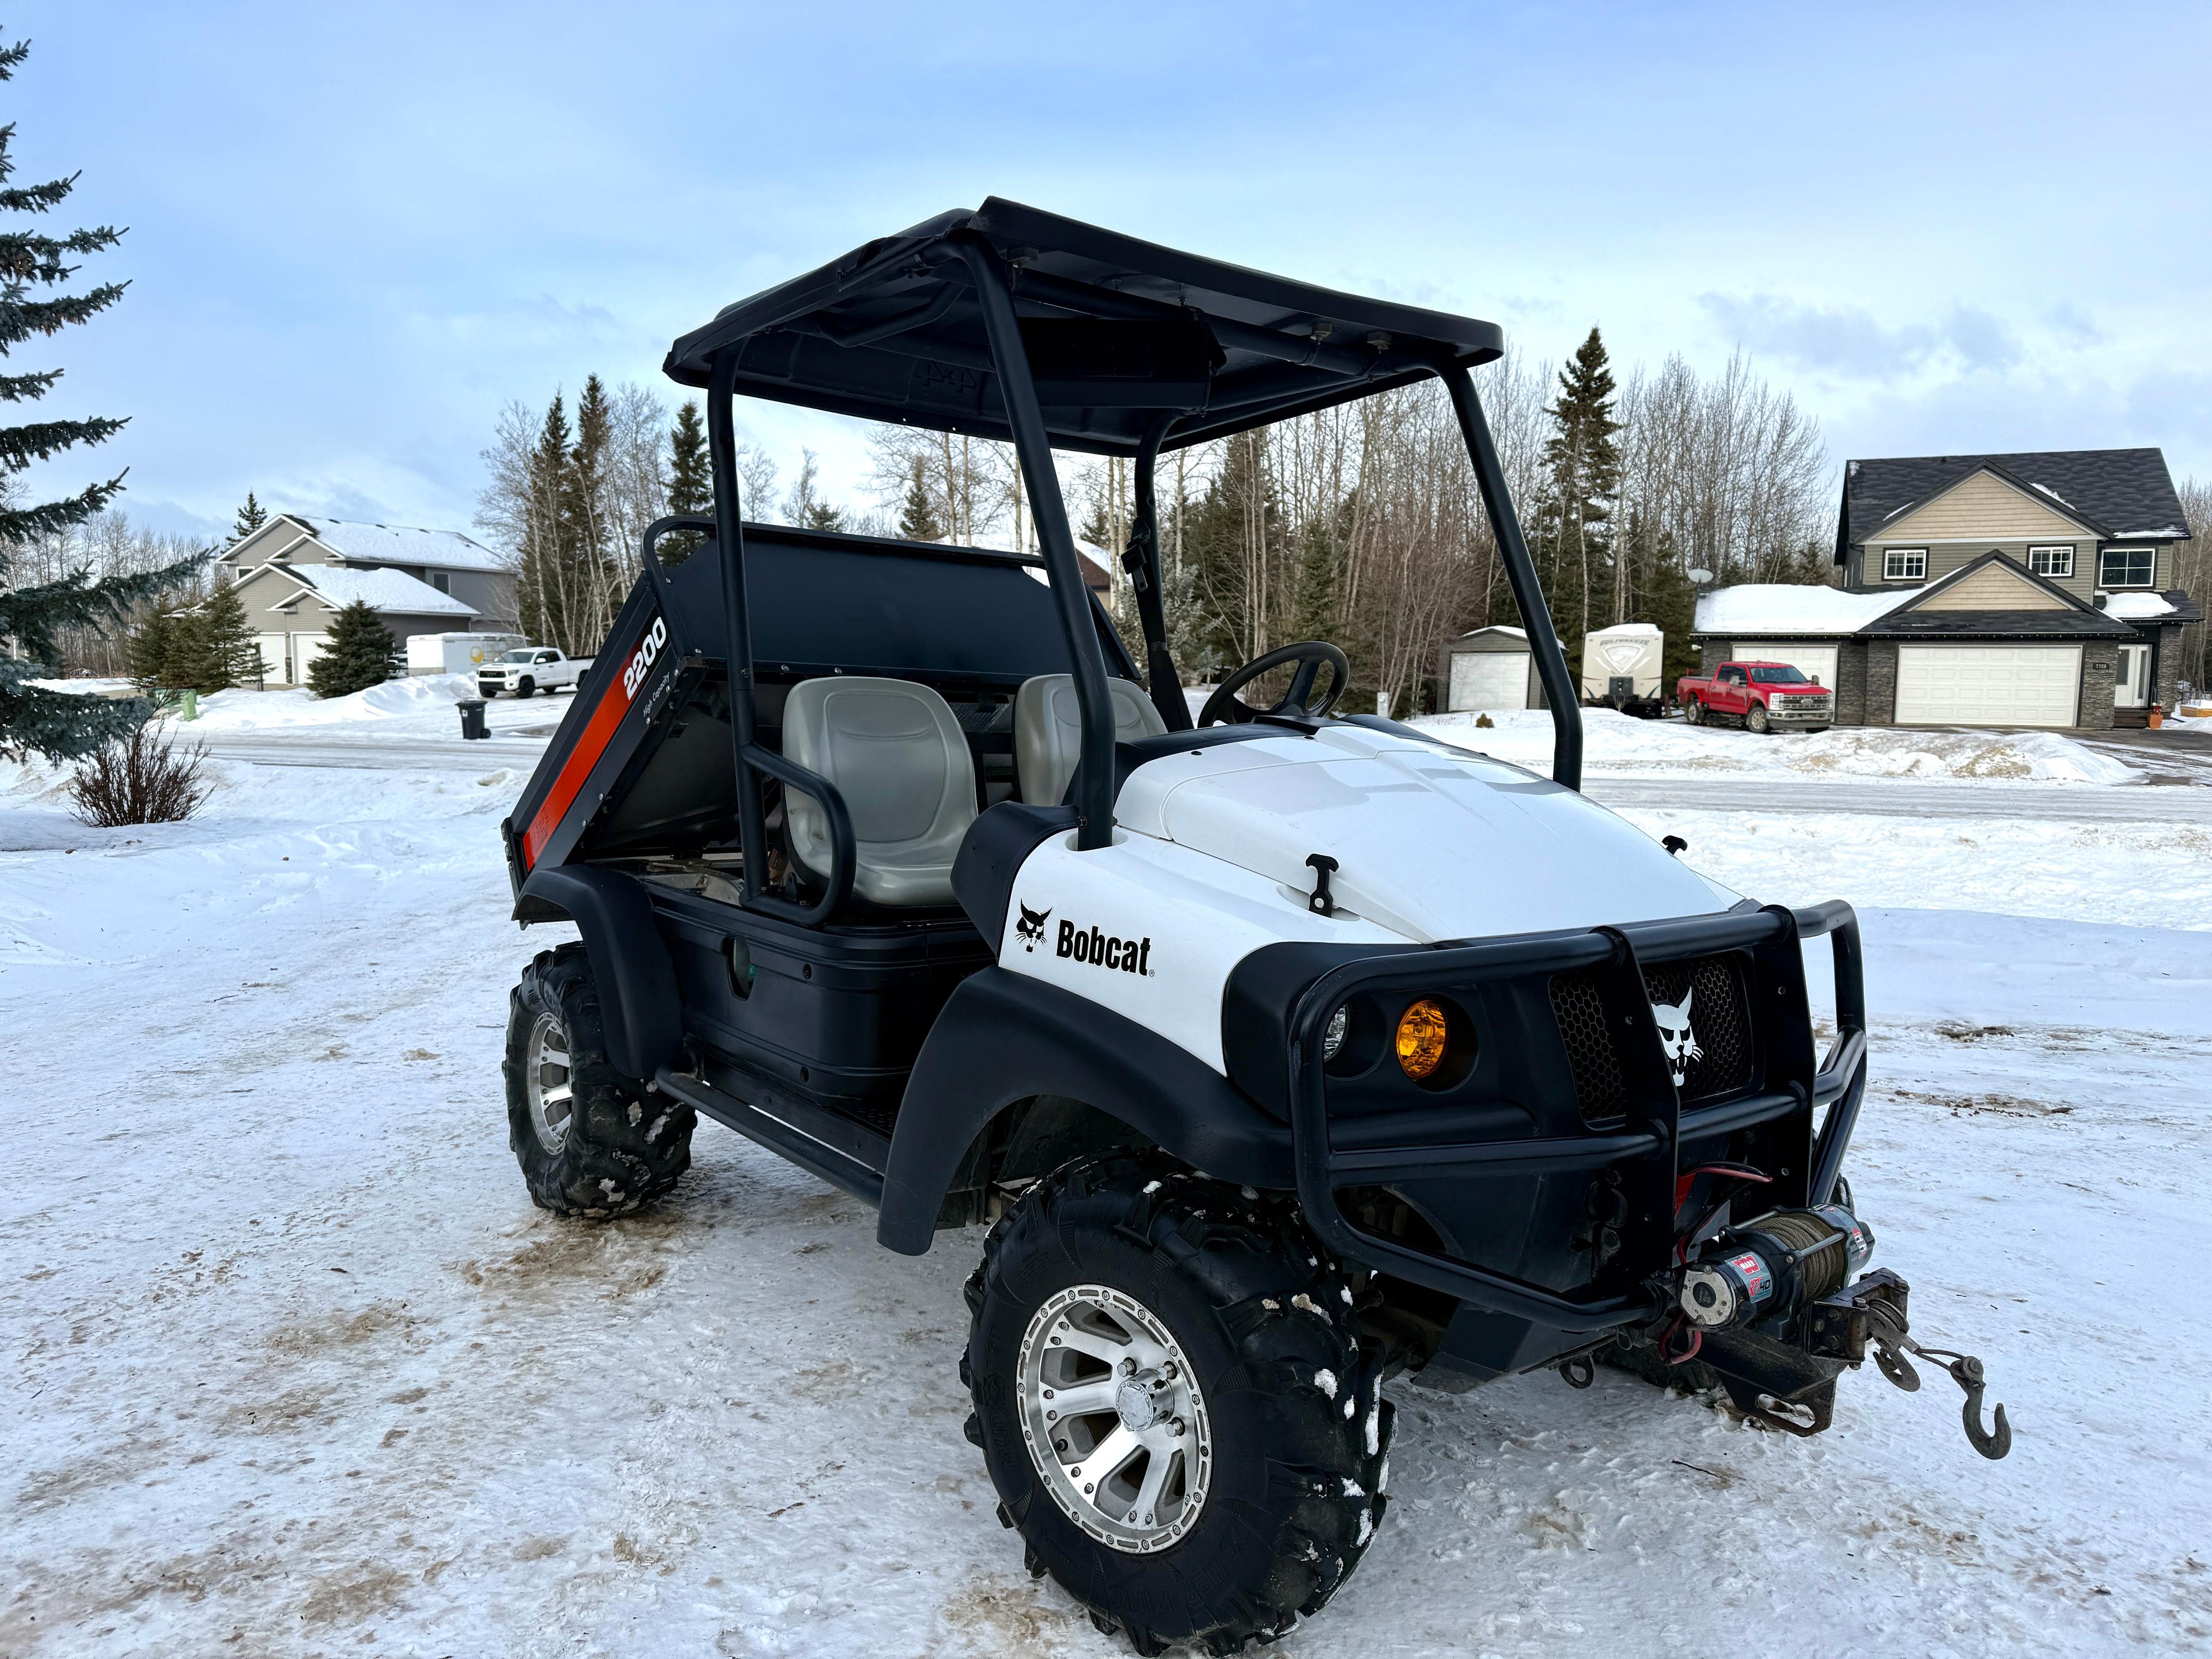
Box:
[1121,1358,1137,1375]
[1171,1418,1185,1437]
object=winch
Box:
[1663,1202,2009,1460]
[1677,1204,1873,1330]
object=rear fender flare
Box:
[513,864,682,1081]
[877,967,1292,1254]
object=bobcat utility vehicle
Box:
[497,200,2006,1654]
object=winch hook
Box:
[1945,1353,2012,1461]
[1863,1304,2010,1460]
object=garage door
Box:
[1737,643,1838,690]
[291,632,329,685]
[1448,652,1530,711]
[255,633,290,682]
[1895,645,2081,728]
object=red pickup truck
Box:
[1678,660,1835,734]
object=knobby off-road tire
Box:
[963,1154,1393,1656]
[503,944,694,1217]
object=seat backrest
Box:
[1014,675,1168,806]
[781,677,976,907]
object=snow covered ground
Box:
[4,707,2210,1657]
[1418,708,2145,785]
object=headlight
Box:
[1395,999,1450,1080]
[1323,1004,1350,1061]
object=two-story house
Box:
[1693,448,2199,728]
[218,515,520,686]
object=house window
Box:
[1882,548,1927,581]
[2028,544,2074,578]
[2101,546,2155,588]
[431,571,450,594]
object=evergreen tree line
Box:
[1101,334,1835,710]
[465,337,1850,711]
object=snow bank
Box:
[22,677,137,698]
[1416,707,2141,784]
[190,673,485,731]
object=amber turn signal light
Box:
[1395,999,1450,1080]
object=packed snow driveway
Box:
[3,749,2209,1656]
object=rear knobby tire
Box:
[963,1154,1393,1656]
[503,944,694,1217]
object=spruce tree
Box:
[0,36,201,760]
[1535,328,1623,655]
[184,578,257,691]
[306,600,397,699]
[662,400,709,563]
[126,604,176,690]
[517,392,571,646]
[896,456,942,543]
[230,491,266,543]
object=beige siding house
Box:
[217,515,520,685]
[1696,448,2199,729]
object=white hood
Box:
[1115,723,1737,943]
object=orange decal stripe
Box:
[521,666,638,868]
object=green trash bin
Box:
[180,688,199,721]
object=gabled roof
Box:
[271,564,476,618]
[664,197,1505,457]
[231,513,509,574]
[1835,448,2191,562]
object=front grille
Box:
[1550,972,1625,1121]
[1641,954,1753,1100]
[1551,951,1755,1122]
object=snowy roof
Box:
[1586,622,1661,637]
[2105,590,2176,621]
[1696,584,1904,637]
[281,565,476,618]
[283,514,509,573]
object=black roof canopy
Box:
[664,198,1506,457]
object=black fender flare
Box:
[513,864,682,1081]
[877,967,1293,1254]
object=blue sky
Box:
[16,0,2211,543]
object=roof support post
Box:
[1441,364,1583,791]
[1127,414,1192,733]
[707,347,770,892]
[951,233,1117,849]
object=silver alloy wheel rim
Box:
[525,1011,573,1154]
[1017,1283,1213,1553]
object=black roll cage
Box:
[681,200,1582,919]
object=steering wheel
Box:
[1198,641,1352,726]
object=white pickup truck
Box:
[475,646,593,699]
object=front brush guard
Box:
[1285,901,1866,1330]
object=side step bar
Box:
[654,1066,887,1209]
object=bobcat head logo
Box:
[1651,986,1702,1088]
[1014,902,1050,951]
